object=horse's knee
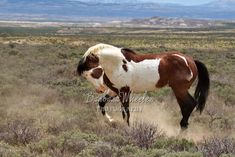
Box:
[98,100,106,115]
[99,94,113,115]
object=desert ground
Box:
[0,26,234,157]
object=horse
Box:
[77,43,210,129]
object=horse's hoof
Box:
[181,126,188,132]
[127,120,130,126]
[180,121,188,130]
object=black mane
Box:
[77,57,86,75]
[121,48,137,54]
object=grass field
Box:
[0,26,235,157]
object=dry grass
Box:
[0,26,234,156]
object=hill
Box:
[0,0,235,21]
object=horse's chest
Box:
[111,59,161,92]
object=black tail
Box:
[194,60,210,113]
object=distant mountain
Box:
[0,0,235,22]
[124,17,215,28]
[204,0,235,10]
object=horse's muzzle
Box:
[95,85,106,94]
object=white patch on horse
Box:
[173,54,193,81]
[129,59,161,92]
[83,43,116,58]
[99,48,161,93]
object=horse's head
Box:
[77,56,106,93]
[77,43,115,93]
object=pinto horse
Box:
[77,43,210,129]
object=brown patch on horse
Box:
[121,48,165,63]
[156,58,169,88]
[119,86,131,103]
[121,48,137,62]
[77,54,99,75]
[122,64,128,72]
[91,68,103,79]
[103,73,119,94]
[156,53,197,89]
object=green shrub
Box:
[154,137,196,152]
[8,50,19,56]
[0,142,21,157]
[29,130,99,156]
[150,149,169,157]
[103,133,130,147]
[77,142,114,157]
[162,151,202,157]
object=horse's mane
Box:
[83,43,117,57]
[121,48,137,55]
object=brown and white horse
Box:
[77,43,210,129]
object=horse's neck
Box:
[99,48,124,75]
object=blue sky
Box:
[75,0,216,6]
[152,0,214,5]
[0,0,216,6]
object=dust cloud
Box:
[109,101,214,142]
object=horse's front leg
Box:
[98,94,116,122]
[121,104,126,120]
[119,87,131,126]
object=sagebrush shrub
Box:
[0,118,41,146]
[198,136,235,157]
[127,120,162,149]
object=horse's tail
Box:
[194,60,210,113]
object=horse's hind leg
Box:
[173,89,197,129]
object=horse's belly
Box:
[130,59,160,92]
[132,83,157,92]
[131,73,159,92]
